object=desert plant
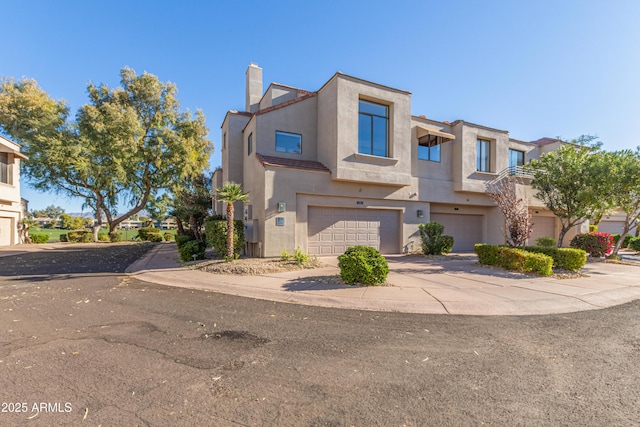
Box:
[485,176,533,247]
[293,247,309,265]
[338,246,389,286]
[535,237,556,248]
[418,222,454,255]
[570,232,614,257]
[280,250,291,261]
[215,181,250,260]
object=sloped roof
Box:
[530,137,562,146]
[255,153,330,173]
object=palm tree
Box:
[215,181,250,259]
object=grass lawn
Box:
[29,228,178,243]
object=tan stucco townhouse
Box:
[213,64,585,257]
[0,135,27,246]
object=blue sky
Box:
[4,0,640,213]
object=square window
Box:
[476,139,491,172]
[275,131,302,154]
[418,134,441,162]
[358,100,388,157]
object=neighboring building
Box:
[0,135,27,246]
[216,64,585,257]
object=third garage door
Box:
[429,213,483,252]
[308,207,399,256]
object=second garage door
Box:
[429,213,483,252]
[530,216,556,244]
[308,207,399,256]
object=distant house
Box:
[214,64,585,257]
[0,135,27,245]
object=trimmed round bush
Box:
[146,232,163,242]
[630,237,640,252]
[475,244,553,276]
[67,230,92,243]
[175,234,195,249]
[525,246,586,271]
[30,234,50,244]
[179,240,206,262]
[613,234,632,249]
[535,237,556,248]
[163,232,173,241]
[338,245,389,286]
[137,227,161,241]
[97,233,110,242]
[570,232,614,257]
[109,231,122,242]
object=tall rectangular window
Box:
[418,135,441,162]
[223,132,226,150]
[275,131,302,154]
[476,139,491,172]
[509,149,525,173]
[0,153,10,185]
[358,100,388,157]
[248,133,253,155]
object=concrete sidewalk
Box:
[127,243,640,316]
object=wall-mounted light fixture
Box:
[277,202,286,212]
[454,207,459,211]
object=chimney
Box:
[245,62,263,113]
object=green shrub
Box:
[163,232,173,242]
[570,232,614,257]
[418,222,454,255]
[109,231,122,242]
[59,233,68,242]
[97,233,110,242]
[175,234,195,248]
[535,237,556,248]
[67,230,92,243]
[613,234,632,249]
[338,246,389,286]
[525,246,587,271]
[179,240,207,262]
[30,234,50,244]
[280,250,291,261]
[475,244,553,276]
[137,227,160,240]
[147,233,163,242]
[293,247,309,265]
[204,219,244,258]
[630,237,640,252]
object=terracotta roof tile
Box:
[255,153,330,173]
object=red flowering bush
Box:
[570,232,614,257]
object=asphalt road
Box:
[1,244,639,426]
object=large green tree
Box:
[528,143,609,247]
[605,149,640,256]
[215,181,249,260]
[0,68,212,241]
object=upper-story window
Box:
[223,132,226,150]
[358,100,388,157]
[0,153,11,185]
[476,139,491,172]
[248,133,253,155]
[418,135,441,162]
[509,149,525,173]
[275,131,302,154]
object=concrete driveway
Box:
[128,245,640,316]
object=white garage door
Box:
[308,207,399,256]
[598,221,625,235]
[530,216,556,244]
[0,217,13,246]
[430,213,483,252]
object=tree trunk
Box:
[226,203,234,260]
[176,217,186,235]
[92,195,104,242]
[611,215,633,257]
[557,228,568,248]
